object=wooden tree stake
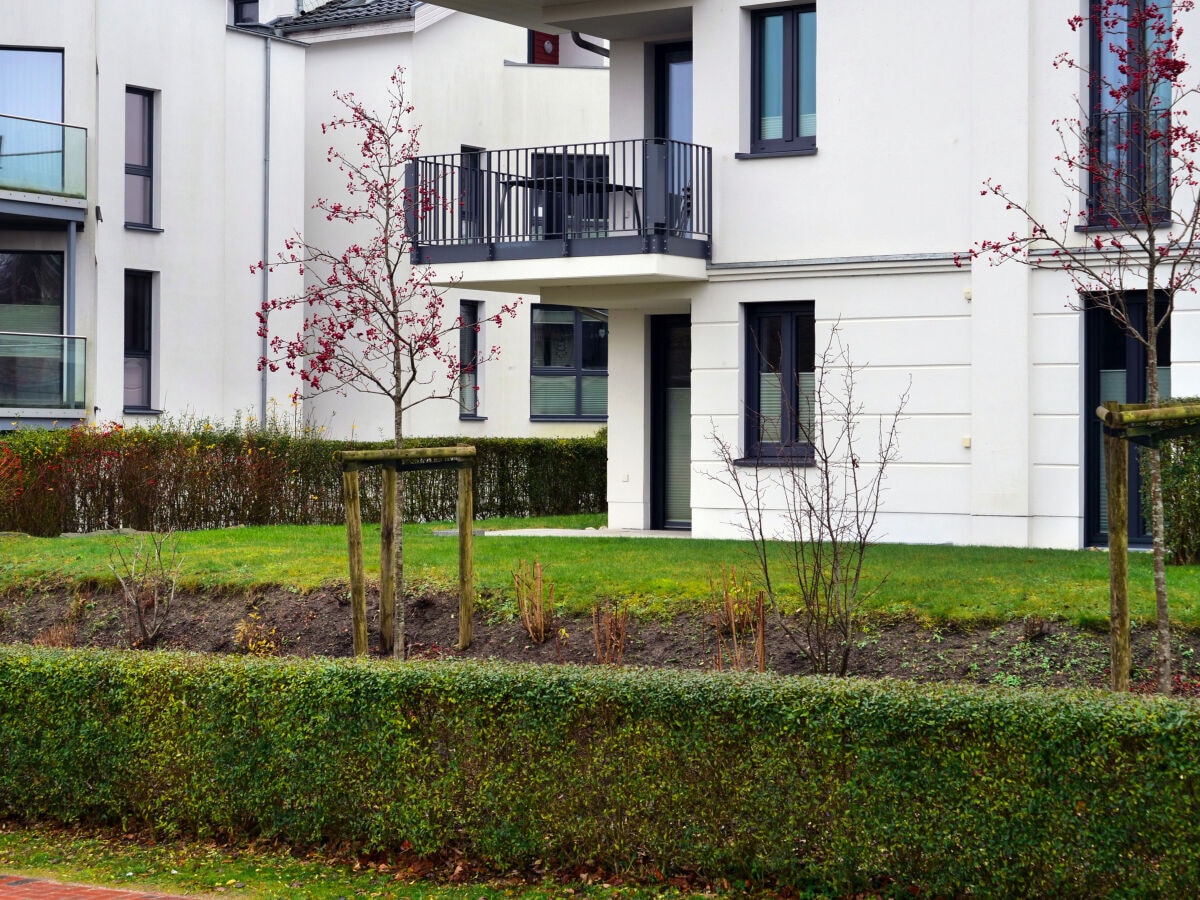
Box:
[1103,401,1130,692]
[342,467,369,656]
[457,460,475,650]
[380,464,397,657]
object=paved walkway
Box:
[0,875,191,899]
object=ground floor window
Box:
[744,301,815,462]
[1085,292,1171,546]
[124,270,154,411]
[0,251,64,407]
[530,304,608,420]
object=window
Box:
[124,271,153,410]
[459,300,483,418]
[530,305,607,419]
[0,251,64,407]
[0,47,62,120]
[1088,0,1171,225]
[233,0,260,24]
[745,302,814,461]
[125,88,154,227]
[750,5,816,154]
[0,48,65,194]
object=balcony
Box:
[0,113,88,228]
[0,332,87,417]
[408,139,710,291]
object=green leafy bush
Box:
[1154,399,1200,564]
[1,648,1198,894]
[0,422,606,535]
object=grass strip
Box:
[3,516,1200,628]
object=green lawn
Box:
[3,516,1200,628]
[0,822,712,899]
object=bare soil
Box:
[4,584,1200,694]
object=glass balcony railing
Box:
[0,332,86,410]
[0,113,87,200]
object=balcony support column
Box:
[65,220,77,334]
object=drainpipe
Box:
[571,32,610,59]
[259,35,272,422]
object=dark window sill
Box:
[458,414,488,422]
[735,447,814,467]
[123,406,162,415]
[736,148,818,160]
[530,415,608,423]
[125,223,164,233]
[1075,220,1170,233]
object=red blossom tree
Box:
[963,1,1200,692]
[256,68,517,657]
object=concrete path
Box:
[0,875,191,900]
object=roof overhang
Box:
[420,1,691,40]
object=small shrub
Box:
[108,531,182,647]
[513,558,555,644]
[708,566,766,672]
[32,622,76,648]
[592,599,628,664]
[1152,400,1200,565]
[234,612,280,657]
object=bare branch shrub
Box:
[710,324,907,675]
[108,531,182,647]
[513,558,556,644]
[592,599,628,665]
[707,565,766,672]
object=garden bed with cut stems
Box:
[6,582,1200,694]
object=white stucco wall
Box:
[299,11,609,441]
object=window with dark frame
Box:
[459,299,483,418]
[123,270,153,410]
[750,5,816,155]
[529,305,608,420]
[233,0,260,24]
[124,88,154,227]
[1087,0,1171,226]
[744,302,815,462]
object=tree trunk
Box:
[392,399,406,659]
[1145,300,1172,694]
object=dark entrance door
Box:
[651,315,691,529]
[1085,294,1171,546]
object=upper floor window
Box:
[459,299,483,418]
[0,47,62,121]
[1088,0,1172,226]
[125,88,155,227]
[530,305,608,420]
[750,5,816,155]
[745,302,814,462]
[233,1,260,25]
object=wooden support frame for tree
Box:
[334,446,476,657]
[1096,401,1200,691]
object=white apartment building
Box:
[399,0,1200,549]
[2,0,609,442]
[2,0,308,430]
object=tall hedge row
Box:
[2,648,1198,894]
[0,424,606,536]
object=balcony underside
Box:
[426,244,708,292]
[0,191,87,230]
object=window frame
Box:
[1086,0,1171,227]
[232,0,260,25]
[743,301,815,464]
[123,269,155,412]
[458,299,485,420]
[749,4,817,156]
[529,304,608,422]
[124,87,155,228]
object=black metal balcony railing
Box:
[407,138,711,265]
[1088,109,1171,226]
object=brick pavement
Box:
[0,875,192,899]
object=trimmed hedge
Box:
[0,424,606,536]
[1155,398,1200,564]
[1,648,1199,894]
